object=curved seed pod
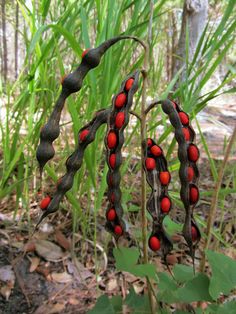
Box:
[105,71,140,239]
[143,138,173,258]
[160,100,201,259]
[36,108,111,227]
[36,36,144,174]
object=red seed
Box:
[40,196,51,210]
[187,166,195,182]
[145,158,156,170]
[150,145,162,157]
[82,48,90,58]
[179,111,189,125]
[182,127,191,141]
[115,112,125,129]
[107,208,116,221]
[188,144,199,162]
[107,131,117,149]
[125,78,134,91]
[79,129,89,142]
[191,226,198,242]
[159,171,171,186]
[189,185,199,204]
[149,236,161,251]
[110,192,115,203]
[171,101,177,109]
[115,93,127,108]
[109,154,116,169]
[114,225,123,235]
[160,197,171,213]
[147,138,153,147]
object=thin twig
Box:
[199,125,236,273]
[129,110,141,122]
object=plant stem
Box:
[199,125,236,273]
[140,2,156,313]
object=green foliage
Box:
[113,247,156,279]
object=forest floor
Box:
[0,94,235,314]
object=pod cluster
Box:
[105,71,140,238]
[160,100,201,258]
[143,138,173,257]
[37,108,110,225]
[36,36,136,174]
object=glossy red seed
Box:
[187,166,195,181]
[125,78,134,91]
[188,144,199,162]
[82,48,90,58]
[107,208,116,221]
[107,132,117,149]
[145,158,156,170]
[179,111,189,125]
[189,185,199,204]
[114,225,123,235]
[115,112,125,129]
[182,127,191,141]
[147,138,153,147]
[150,145,162,157]
[160,197,171,213]
[191,226,198,241]
[109,154,116,169]
[159,171,171,185]
[40,196,51,210]
[149,236,161,251]
[79,129,89,141]
[115,93,127,108]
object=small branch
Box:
[145,99,162,115]
[199,125,236,273]
[129,110,141,122]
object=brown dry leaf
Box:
[50,271,72,283]
[166,254,178,265]
[55,230,71,251]
[34,302,65,314]
[0,285,12,300]
[0,265,15,283]
[107,278,118,291]
[24,241,36,252]
[68,297,79,305]
[29,257,40,273]
[35,240,66,262]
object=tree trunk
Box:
[1,0,7,83]
[173,0,208,80]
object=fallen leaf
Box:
[55,230,71,251]
[107,278,117,291]
[68,297,79,305]
[34,302,65,314]
[0,285,12,300]
[29,257,40,273]
[0,265,15,283]
[35,240,66,262]
[24,241,36,252]
[50,271,72,283]
[166,254,178,265]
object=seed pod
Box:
[182,127,191,141]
